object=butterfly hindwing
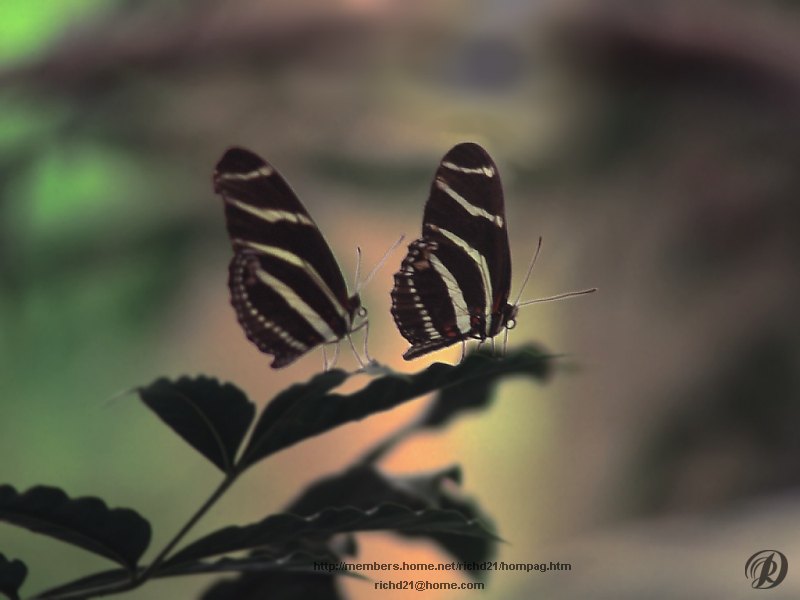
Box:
[391,142,513,359]
[215,147,358,367]
[228,253,319,368]
[392,239,460,359]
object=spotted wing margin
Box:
[391,240,465,360]
[215,147,353,367]
[229,253,312,367]
[391,143,511,360]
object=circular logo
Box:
[745,550,788,590]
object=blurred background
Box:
[1,0,799,598]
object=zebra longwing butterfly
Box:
[391,142,514,360]
[214,147,364,368]
[391,142,592,361]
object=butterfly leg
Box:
[322,344,329,371]
[348,319,373,363]
[346,333,365,368]
[330,342,341,369]
[459,339,467,363]
[491,336,497,356]
[502,326,510,356]
[362,319,373,363]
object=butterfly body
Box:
[391,142,516,360]
[214,147,362,368]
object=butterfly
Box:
[213,147,367,368]
[391,142,594,360]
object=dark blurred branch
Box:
[555,0,800,105]
[0,3,387,92]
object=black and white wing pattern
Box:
[214,147,362,368]
[391,142,517,360]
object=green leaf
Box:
[0,485,150,572]
[239,347,549,470]
[285,465,460,515]
[397,476,497,574]
[0,553,27,600]
[164,503,500,569]
[138,377,256,474]
[420,346,551,429]
[285,465,495,573]
[33,543,347,599]
[32,569,131,600]
[201,572,342,600]
[237,370,349,469]
[159,548,354,578]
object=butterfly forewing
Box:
[214,147,357,368]
[391,143,513,360]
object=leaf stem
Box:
[27,475,240,600]
[137,474,237,582]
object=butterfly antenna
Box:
[517,288,597,307]
[353,247,363,294]
[513,236,543,307]
[356,234,405,293]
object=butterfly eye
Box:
[506,318,516,330]
[357,306,368,318]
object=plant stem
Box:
[137,473,237,582]
[28,474,240,600]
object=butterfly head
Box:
[502,303,518,330]
[348,293,367,326]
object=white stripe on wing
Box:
[436,227,493,332]
[234,239,348,324]
[435,177,503,227]
[226,198,314,227]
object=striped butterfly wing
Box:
[391,143,512,360]
[214,147,358,368]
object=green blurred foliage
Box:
[0,0,111,64]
